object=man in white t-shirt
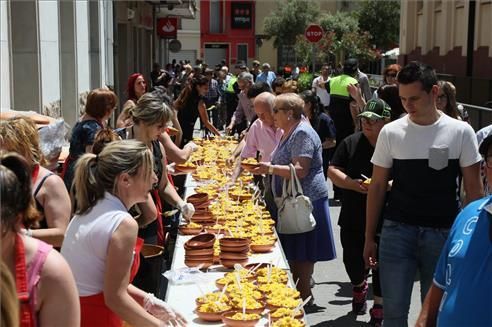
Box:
[312,64,331,110]
[363,62,483,327]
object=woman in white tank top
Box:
[61,140,187,327]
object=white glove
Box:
[183,141,198,153]
[177,200,195,219]
[144,293,187,326]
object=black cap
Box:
[344,58,358,75]
[479,134,492,156]
[358,98,392,120]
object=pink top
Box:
[241,119,283,162]
[28,239,53,326]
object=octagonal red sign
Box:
[305,24,324,43]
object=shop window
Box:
[210,0,221,34]
[237,44,247,64]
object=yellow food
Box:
[197,301,231,313]
[181,222,201,229]
[363,178,372,185]
[242,158,259,164]
[229,312,261,320]
[196,292,229,304]
[272,316,305,327]
[271,307,302,318]
[267,297,301,308]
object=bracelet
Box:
[268,164,274,175]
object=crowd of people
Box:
[1,56,491,327]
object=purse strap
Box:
[286,164,305,197]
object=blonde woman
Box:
[127,93,195,246]
[1,152,79,327]
[61,140,186,327]
[0,117,70,247]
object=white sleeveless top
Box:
[61,192,130,296]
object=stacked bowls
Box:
[184,233,215,269]
[219,237,250,268]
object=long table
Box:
[164,174,300,326]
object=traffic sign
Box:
[305,24,324,43]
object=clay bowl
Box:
[220,237,250,247]
[186,193,209,205]
[184,258,214,269]
[190,216,215,224]
[193,200,213,209]
[231,194,253,201]
[244,262,271,271]
[219,252,249,261]
[241,162,261,171]
[250,243,275,253]
[221,310,261,327]
[185,248,214,256]
[231,302,266,315]
[270,309,304,322]
[195,309,228,322]
[195,291,226,306]
[185,233,215,249]
[185,254,214,262]
[175,164,197,173]
[219,244,250,253]
[178,226,203,235]
[220,257,248,269]
[205,227,226,235]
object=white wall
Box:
[76,0,90,93]
[0,0,10,109]
[38,0,60,105]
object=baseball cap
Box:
[343,58,358,75]
[358,98,392,120]
[479,134,492,156]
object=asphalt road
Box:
[305,183,422,327]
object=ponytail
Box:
[72,154,102,214]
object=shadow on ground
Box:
[310,312,370,327]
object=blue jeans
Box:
[379,219,449,327]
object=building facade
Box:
[399,0,492,106]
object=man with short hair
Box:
[416,134,492,327]
[312,64,331,110]
[203,68,220,132]
[364,62,483,327]
[226,72,255,135]
[250,60,261,81]
[256,63,276,86]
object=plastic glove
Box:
[177,200,195,219]
[183,141,198,153]
[144,293,187,326]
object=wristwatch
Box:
[268,164,274,175]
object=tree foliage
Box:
[355,0,400,51]
[263,0,320,47]
[294,12,377,67]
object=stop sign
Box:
[305,24,324,43]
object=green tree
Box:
[263,0,320,47]
[294,12,376,67]
[356,0,400,51]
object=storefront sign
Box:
[231,2,252,29]
[157,17,178,39]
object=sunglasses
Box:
[273,107,290,114]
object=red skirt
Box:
[79,237,144,327]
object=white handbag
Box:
[274,164,316,234]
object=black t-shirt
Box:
[311,112,336,142]
[330,132,375,232]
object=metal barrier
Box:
[459,102,492,131]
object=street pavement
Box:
[305,182,422,327]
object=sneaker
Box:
[369,305,383,327]
[352,281,368,315]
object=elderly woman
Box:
[61,140,186,327]
[0,117,71,248]
[1,152,79,327]
[251,93,336,304]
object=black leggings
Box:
[340,227,382,297]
